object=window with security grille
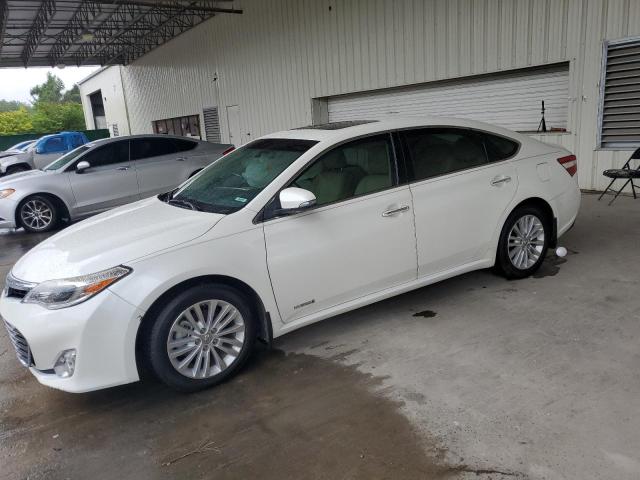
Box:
[599,38,640,149]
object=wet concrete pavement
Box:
[2,193,640,479]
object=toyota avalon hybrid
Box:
[0,117,580,393]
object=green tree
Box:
[0,100,29,113]
[62,85,81,103]
[30,72,65,104]
[31,102,85,132]
[0,107,34,135]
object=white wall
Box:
[79,65,130,137]
[116,0,640,191]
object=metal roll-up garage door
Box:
[327,65,569,132]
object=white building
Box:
[78,0,640,191]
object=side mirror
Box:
[35,146,44,155]
[76,161,91,173]
[277,187,316,215]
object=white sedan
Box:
[0,117,580,393]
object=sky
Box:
[0,66,99,104]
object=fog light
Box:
[53,349,76,378]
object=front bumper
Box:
[0,289,144,392]
[0,197,18,229]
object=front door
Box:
[400,128,519,276]
[263,133,417,323]
[67,140,140,215]
[226,105,242,146]
[33,136,67,170]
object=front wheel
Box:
[143,284,257,392]
[496,206,550,279]
[18,195,59,233]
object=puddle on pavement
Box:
[413,310,438,318]
[0,348,460,480]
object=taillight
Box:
[557,154,577,177]
[222,146,235,156]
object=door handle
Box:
[176,157,186,161]
[116,166,130,171]
[490,175,512,186]
[382,205,410,217]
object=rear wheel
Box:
[496,205,550,279]
[143,284,257,392]
[18,195,59,233]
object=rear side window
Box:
[70,135,85,149]
[82,141,129,168]
[173,139,198,152]
[401,128,487,182]
[131,138,178,160]
[42,136,66,153]
[483,133,519,161]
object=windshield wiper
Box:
[167,198,199,211]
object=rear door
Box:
[67,140,140,215]
[131,137,190,197]
[400,128,519,276]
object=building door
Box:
[327,65,569,132]
[226,105,242,146]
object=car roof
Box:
[262,115,531,144]
[85,134,203,148]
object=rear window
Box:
[483,134,519,161]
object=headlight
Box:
[0,188,15,199]
[23,266,131,310]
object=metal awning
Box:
[0,1,242,68]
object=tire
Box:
[495,205,550,279]
[18,194,59,233]
[143,284,257,392]
[6,164,31,176]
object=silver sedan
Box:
[0,135,233,233]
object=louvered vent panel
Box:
[203,107,221,143]
[601,40,640,148]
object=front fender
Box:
[107,225,284,335]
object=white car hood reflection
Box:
[11,197,224,283]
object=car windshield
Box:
[168,138,317,214]
[43,145,90,171]
[8,141,33,152]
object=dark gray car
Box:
[0,135,233,233]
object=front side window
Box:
[402,128,487,182]
[42,137,66,153]
[292,134,395,206]
[44,145,90,171]
[131,138,178,160]
[81,141,129,168]
[170,138,317,214]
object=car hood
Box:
[0,150,22,159]
[0,169,48,186]
[12,197,225,283]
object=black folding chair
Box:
[598,147,640,205]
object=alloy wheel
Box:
[166,300,246,379]
[20,199,53,231]
[507,214,545,270]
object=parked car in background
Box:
[0,134,233,232]
[0,140,36,159]
[0,132,89,176]
[0,117,581,393]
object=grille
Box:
[3,272,35,300]
[2,319,34,367]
